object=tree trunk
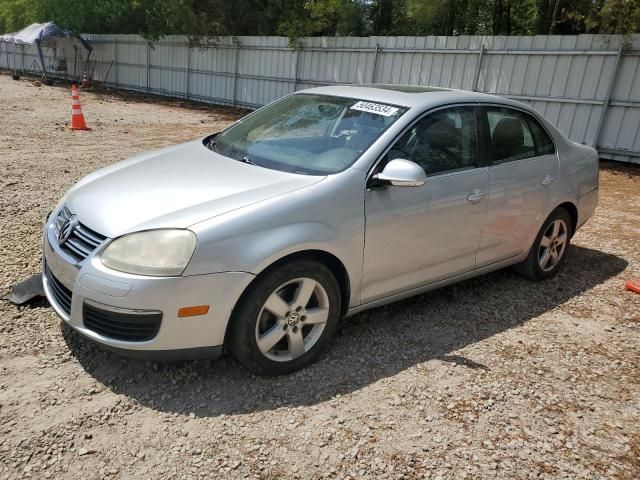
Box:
[373,0,393,35]
[549,0,560,34]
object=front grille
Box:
[83,302,162,342]
[45,264,72,317]
[55,207,107,262]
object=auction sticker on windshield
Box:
[350,101,399,117]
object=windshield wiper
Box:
[207,137,258,166]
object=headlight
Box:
[101,229,197,276]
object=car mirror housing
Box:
[373,158,427,187]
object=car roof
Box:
[298,84,517,110]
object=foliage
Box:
[0,0,38,33]
[1,0,638,40]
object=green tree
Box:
[0,0,638,39]
[405,0,493,35]
[589,0,640,34]
[0,0,39,33]
[368,0,410,35]
[277,0,368,37]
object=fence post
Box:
[293,48,300,92]
[12,43,17,76]
[185,42,191,100]
[114,38,118,88]
[472,44,485,92]
[371,44,381,83]
[232,37,240,106]
[593,45,624,149]
[146,41,151,94]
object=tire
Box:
[514,207,573,281]
[227,260,341,376]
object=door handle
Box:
[541,175,556,186]
[467,190,487,204]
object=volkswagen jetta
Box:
[43,85,599,375]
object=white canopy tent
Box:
[0,22,92,81]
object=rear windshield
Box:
[210,93,407,175]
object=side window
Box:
[527,116,556,155]
[485,107,555,164]
[387,107,477,176]
[486,108,536,164]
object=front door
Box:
[362,106,489,303]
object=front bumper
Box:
[43,220,254,358]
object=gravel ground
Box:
[0,73,639,480]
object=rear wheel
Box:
[227,260,341,376]
[514,208,572,281]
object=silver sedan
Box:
[43,85,599,375]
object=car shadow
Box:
[62,245,627,417]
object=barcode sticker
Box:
[350,101,399,117]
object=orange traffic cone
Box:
[70,85,89,131]
[626,279,640,294]
[81,70,89,88]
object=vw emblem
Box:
[57,215,79,245]
[287,311,301,327]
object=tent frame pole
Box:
[81,53,91,84]
[35,40,48,82]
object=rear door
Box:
[476,106,559,266]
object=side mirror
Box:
[373,158,427,187]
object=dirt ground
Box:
[0,73,638,480]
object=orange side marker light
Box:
[178,305,210,317]
[625,279,640,294]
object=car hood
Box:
[65,140,325,238]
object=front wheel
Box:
[227,260,341,376]
[514,208,572,281]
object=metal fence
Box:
[2,34,639,164]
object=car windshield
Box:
[211,93,407,175]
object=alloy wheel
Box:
[255,277,330,362]
[538,219,568,272]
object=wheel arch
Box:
[556,201,578,236]
[522,200,579,263]
[224,249,351,344]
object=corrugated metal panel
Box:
[2,33,639,163]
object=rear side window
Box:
[527,116,555,155]
[485,107,555,165]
